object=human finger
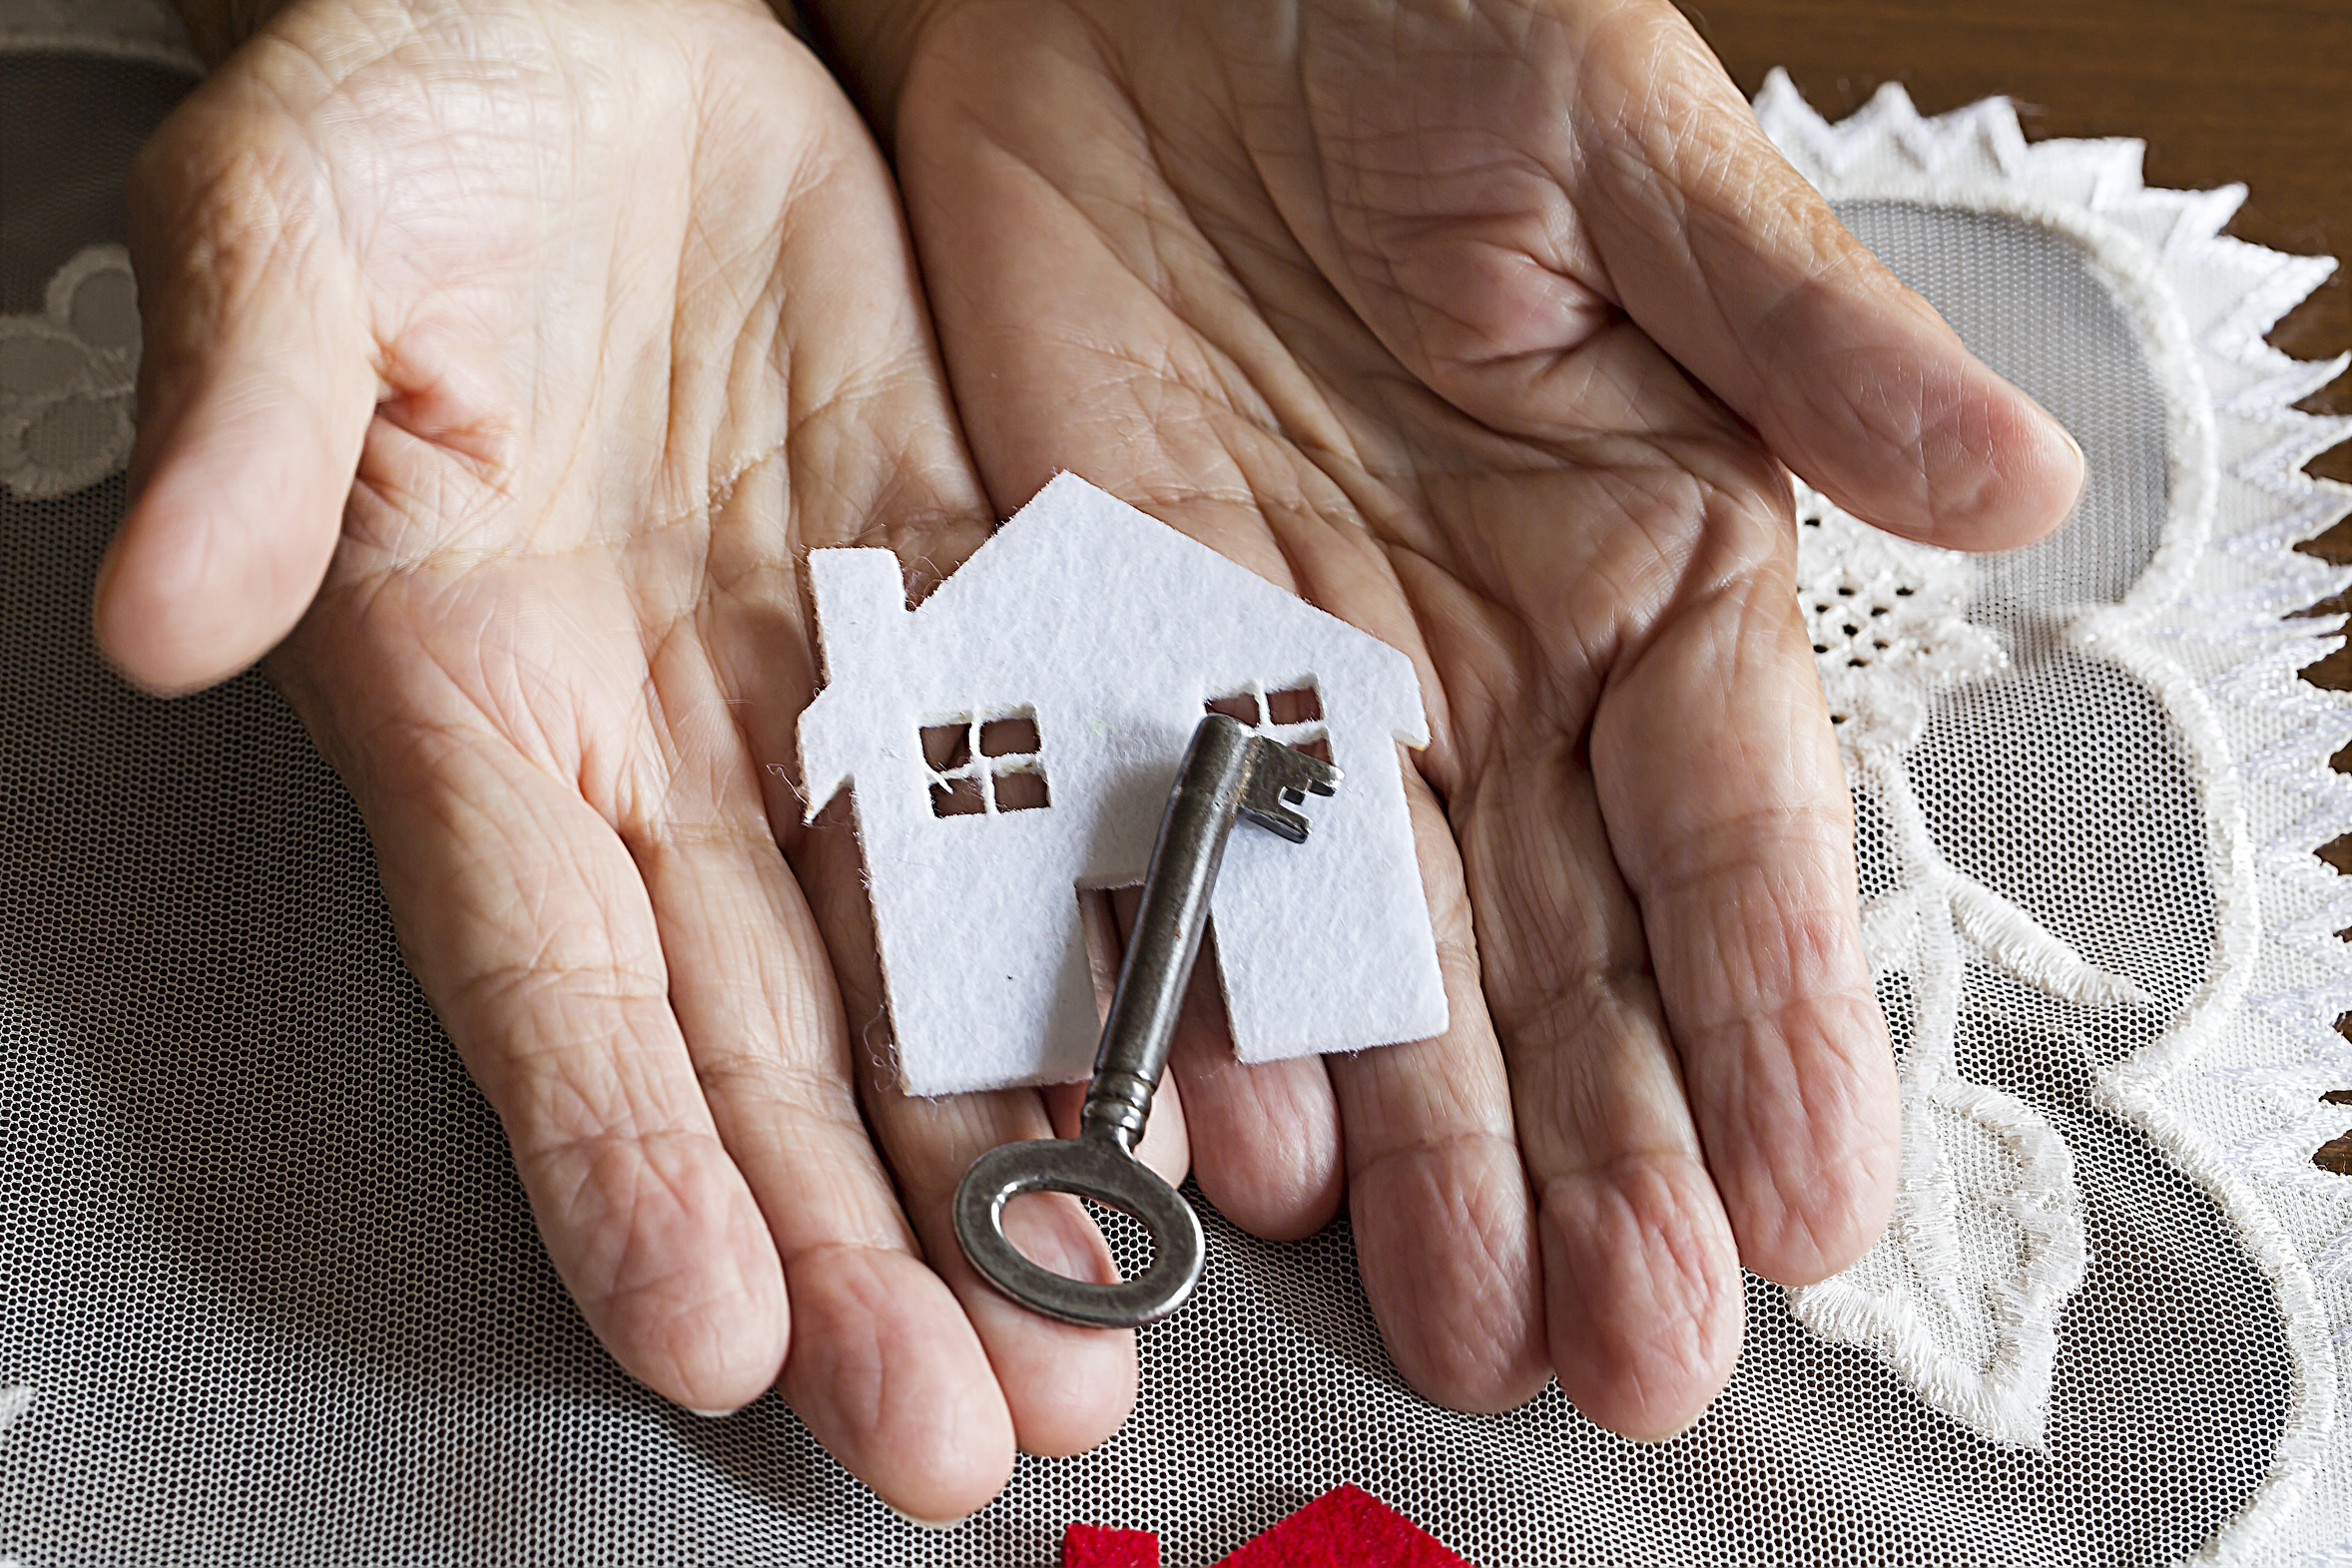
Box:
[299,692,791,1417]
[1588,492,1901,1291]
[1076,885,1343,1241]
[1326,764,1549,1414]
[791,816,1142,1464]
[1456,733,1747,1439]
[1566,1,2082,549]
[1241,0,2079,551]
[1162,943,1345,1242]
[100,77,374,694]
[618,675,1017,1516]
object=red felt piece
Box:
[1063,1522,1161,1568]
[1213,1483,1476,1568]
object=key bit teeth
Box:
[1238,736,1342,841]
[1240,800,1312,842]
[1272,740,1342,793]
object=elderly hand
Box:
[100,0,1201,1520]
[811,0,2084,1437]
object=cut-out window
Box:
[1204,692,1260,726]
[1265,685,1322,725]
[923,708,1050,817]
[929,776,984,816]
[1205,677,1329,763]
[921,722,972,773]
[992,768,1050,811]
[979,716,1040,757]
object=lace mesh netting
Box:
[0,45,2337,1568]
[0,57,181,313]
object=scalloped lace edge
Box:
[1759,72,2352,1564]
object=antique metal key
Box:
[953,712,1340,1327]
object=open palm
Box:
[842,0,2087,1434]
[101,0,1197,1520]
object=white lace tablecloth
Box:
[4,7,2349,1564]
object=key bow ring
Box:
[952,713,1340,1327]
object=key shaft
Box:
[1080,714,1334,1149]
[953,711,1339,1327]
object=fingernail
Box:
[2058,420,2085,467]
[684,1405,743,1419]
[887,1503,968,1531]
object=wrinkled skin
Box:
[824,0,2080,1431]
[105,0,1186,1521]
[101,0,2079,1525]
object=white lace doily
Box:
[1759,72,2352,1561]
[2,11,2349,1563]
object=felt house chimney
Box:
[798,549,907,816]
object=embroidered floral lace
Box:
[2,7,2347,1563]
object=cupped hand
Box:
[101,0,1186,1518]
[821,0,2086,1436]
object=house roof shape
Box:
[1059,1484,1477,1568]
[1210,1485,1476,1568]
[800,473,1429,819]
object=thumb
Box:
[1573,6,2083,551]
[97,82,375,696]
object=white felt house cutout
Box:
[799,474,1449,1095]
